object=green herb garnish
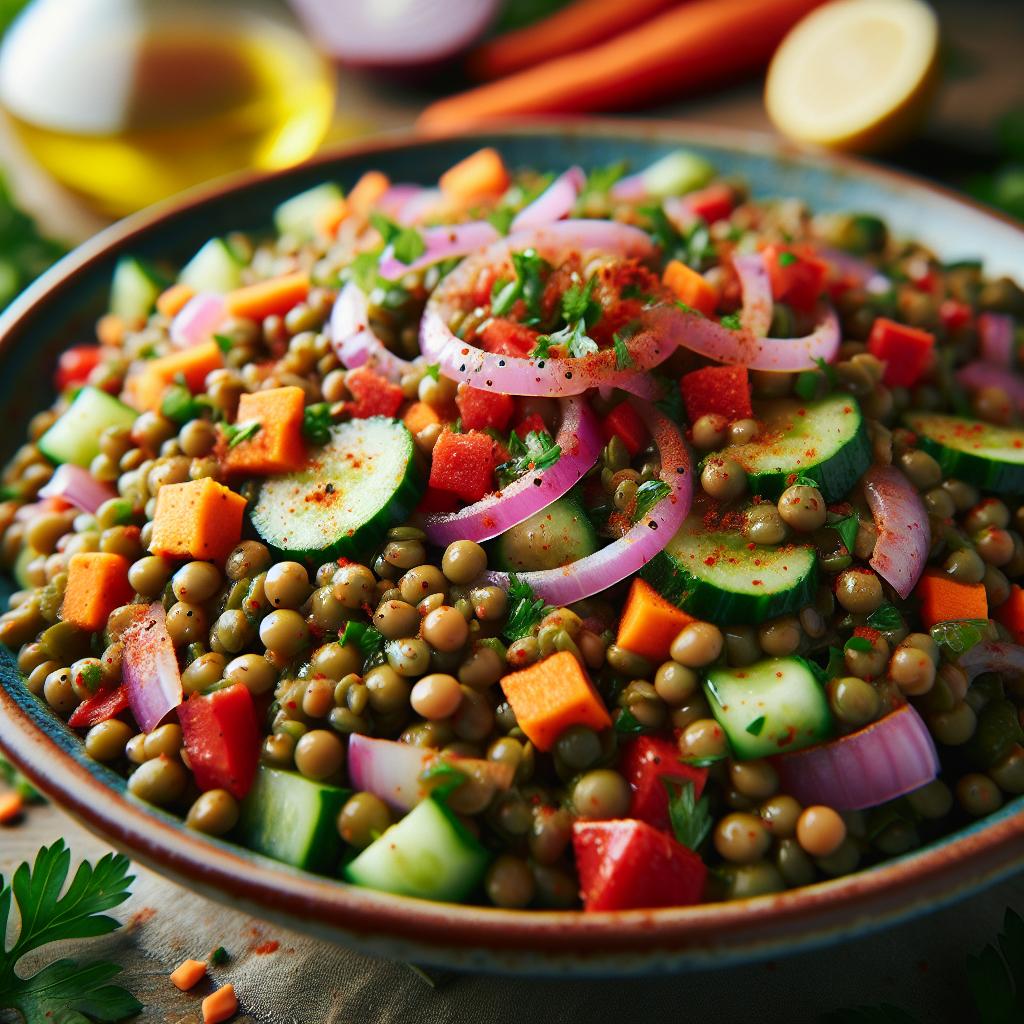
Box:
[370,212,425,266]
[745,716,766,736]
[580,161,628,201]
[340,620,385,658]
[493,248,549,323]
[777,251,798,267]
[844,635,874,654]
[663,779,713,851]
[224,419,261,449]
[213,333,234,354]
[503,573,552,642]
[613,708,648,735]
[0,840,141,1024]
[829,512,860,555]
[719,312,742,331]
[534,274,602,358]
[825,645,845,679]
[301,402,335,446]
[613,330,635,370]
[930,618,990,656]
[160,383,207,425]
[633,479,671,521]
[420,760,468,801]
[496,429,561,486]
[208,946,229,967]
[867,602,904,632]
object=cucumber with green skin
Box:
[641,514,817,625]
[723,393,871,502]
[492,492,598,572]
[703,656,834,760]
[249,417,423,561]
[110,255,165,321]
[37,386,137,467]
[904,411,1024,494]
[179,238,243,293]
[236,765,349,873]
[273,182,343,240]
[344,796,490,902]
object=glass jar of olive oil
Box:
[0,0,336,215]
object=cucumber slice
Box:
[492,492,598,572]
[235,765,350,873]
[38,386,137,467]
[179,238,243,294]
[110,255,165,321]
[249,417,423,560]
[703,656,833,759]
[724,394,871,502]
[642,514,817,625]
[343,796,490,902]
[905,412,1024,494]
[274,182,343,240]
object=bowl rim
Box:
[2,118,1023,972]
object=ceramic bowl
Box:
[1,122,1022,975]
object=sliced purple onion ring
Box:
[38,464,116,514]
[170,293,225,349]
[977,312,1016,367]
[329,281,416,383]
[863,464,931,600]
[511,166,585,232]
[122,603,183,733]
[378,220,500,281]
[956,360,1024,413]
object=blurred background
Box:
[0,0,1019,310]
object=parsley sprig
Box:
[663,779,712,851]
[532,274,602,358]
[341,620,385,658]
[370,212,426,266]
[502,573,552,642]
[224,419,261,449]
[930,618,991,656]
[0,840,141,1023]
[633,479,671,521]
[491,248,548,323]
[496,429,561,487]
[301,402,336,446]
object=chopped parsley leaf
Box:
[224,419,261,449]
[663,778,713,851]
[778,251,798,267]
[613,330,635,370]
[719,312,742,331]
[503,573,552,642]
[302,402,335,446]
[497,429,561,486]
[633,479,671,521]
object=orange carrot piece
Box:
[61,552,134,632]
[439,148,510,203]
[467,0,676,81]
[97,313,126,347]
[0,792,24,824]
[500,651,612,751]
[662,259,718,317]
[202,983,238,1024]
[156,283,196,319]
[419,0,826,130]
[616,578,696,663]
[348,170,390,215]
[170,958,208,992]
[221,386,307,476]
[916,569,989,629]
[223,272,310,321]
[150,478,247,563]
[123,340,224,413]
[995,584,1024,644]
[402,401,441,437]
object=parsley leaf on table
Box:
[0,840,141,1023]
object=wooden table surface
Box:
[1,2,1022,1021]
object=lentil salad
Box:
[2,147,1024,911]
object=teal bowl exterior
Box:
[0,121,1022,975]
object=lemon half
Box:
[765,0,940,153]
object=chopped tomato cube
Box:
[573,819,707,911]
[621,736,707,832]
[939,299,973,333]
[763,244,828,312]
[55,345,102,392]
[514,412,548,439]
[680,364,752,423]
[67,684,129,729]
[867,317,935,388]
[601,402,648,457]
[178,683,260,799]
[456,384,515,432]
[346,366,404,419]
[479,318,539,358]
[428,429,495,503]
[684,183,734,225]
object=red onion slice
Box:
[959,641,1024,681]
[863,464,930,600]
[38,464,116,514]
[609,171,646,203]
[732,252,773,338]
[774,704,939,811]
[511,166,585,232]
[347,734,513,812]
[483,403,692,604]
[329,281,416,383]
[378,184,426,221]
[122,603,183,733]
[956,360,1024,413]
[424,397,601,545]
[170,293,226,349]
[420,219,667,395]
[977,313,1016,367]
[662,195,698,235]
[378,221,500,281]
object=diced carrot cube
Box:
[867,317,935,388]
[224,272,309,321]
[439,147,510,202]
[202,983,238,1024]
[402,401,441,436]
[348,170,390,215]
[601,402,648,457]
[616,578,696,663]
[662,259,717,316]
[500,651,612,752]
[221,386,306,476]
[455,384,515,432]
[150,478,247,563]
[156,283,196,319]
[170,958,207,992]
[346,366,404,420]
[61,552,134,632]
[916,569,989,629]
[123,340,224,413]
[428,429,495,503]
[680,364,752,423]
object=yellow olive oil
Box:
[0,0,335,215]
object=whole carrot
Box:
[466,0,678,82]
[419,0,827,131]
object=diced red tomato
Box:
[416,486,460,514]
[572,819,707,911]
[685,183,734,225]
[55,345,102,392]
[345,366,404,419]
[867,317,935,388]
[428,429,495,503]
[939,299,973,333]
[601,402,648,457]
[763,244,828,312]
[456,385,515,432]
[177,683,260,799]
[479,318,539,358]
[514,412,548,440]
[680,365,752,423]
[621,736,708,832]
[67,685,129,729]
